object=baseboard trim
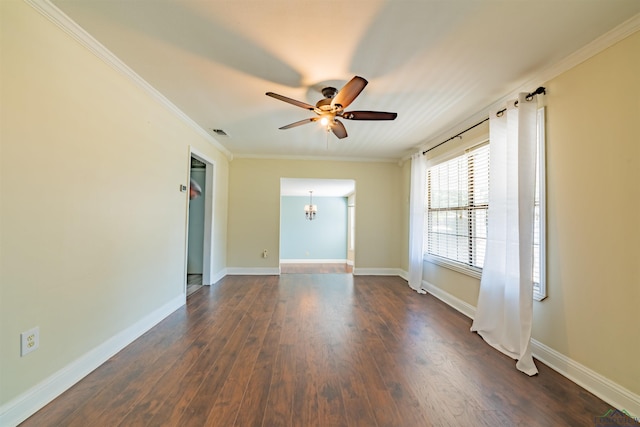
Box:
[225,267,280,275]
[530,340,640,418]
[0,294,185,427]
[421,279,639,419]
[280,259,348,264]
[353,268,403,276]
[421,279,477,319]
[210,268,228,284]
[217,266,406,277]
[398,269,409,281]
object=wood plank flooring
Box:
[21,275,637,426]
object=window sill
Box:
[533,288,547,302]
[423,255,482,280]
[424,255,547,302]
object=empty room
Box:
[1,1,639,426]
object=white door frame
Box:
[278,178,355,272]
[186,147,216,287]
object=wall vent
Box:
[211,129,229,137]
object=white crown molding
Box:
[422,13,640,152]
[25,0,234,161]
[232,153,399,163]
[421,279,640,419]
[0,294,185,427]
[521,12,640,94]
[488,13,640,122]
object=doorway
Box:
[279,178,355,274]
[186,150,215,295]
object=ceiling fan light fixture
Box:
[266,76,397,139]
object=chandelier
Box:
[304,191,317,220]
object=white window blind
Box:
[423,108,546,300]
[424,143,489,270]
[533,107,546,300]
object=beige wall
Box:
[228,158,404,269]
[423,31,640,395]
[0,1,229,405]
[400,159,411,272]
[3,0,637,417]
[536,30,639,394]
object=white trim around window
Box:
[422,108,547,302]
[533,107,547,301]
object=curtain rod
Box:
[496,86,546,116]
[422,86,546,155]
[422,118,488,155]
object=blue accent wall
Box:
[280,196,347,260]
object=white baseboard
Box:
[210,268,228,284]
[398,269,409,281]
[353,268,403,276]
[421,279,639,419]
[280,259,348,264]
[225,267,280,275]
[0,294,185,427]
[421,279,477,319]
[223,266,405,277]
[530,340,640,418]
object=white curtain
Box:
[408,152,427,294]
[471,93,538,375]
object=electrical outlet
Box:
[263,249,268,258]
[21,327,39,356]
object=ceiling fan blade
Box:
[331,119,348,139]
[331,76,368,109]
[279,117,318,130]
[266,92,316,111]
[342,111,398,121]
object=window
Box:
[533,108,546,300]
[423,108,546,299]
[424,142,489,275]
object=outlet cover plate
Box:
[21,327,39,356]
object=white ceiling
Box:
[50,0,640,162]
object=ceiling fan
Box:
[265,76,397,139]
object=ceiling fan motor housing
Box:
[315,97,333,111]
[316,87,339,111]
[321,86,338,99]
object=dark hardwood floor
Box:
[21,275,636,426]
